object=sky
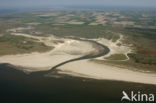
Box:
[0,0,156,9]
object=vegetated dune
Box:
[94,35,132,59]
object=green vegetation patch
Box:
[34,25,120,41]
[125,27,156,40]
[0,35,53,56]
[105,54,127,60]
[128,53,156,65]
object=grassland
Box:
[128,53,156,65]
[0,35,52,56]
[34,25,120,41]
[105,54,127,60]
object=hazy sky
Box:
[0,0,156,8]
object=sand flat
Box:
[58,60,156,85]
[0,36,95,72]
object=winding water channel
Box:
[31,38,110,76]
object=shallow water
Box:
[0,64,156,103]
